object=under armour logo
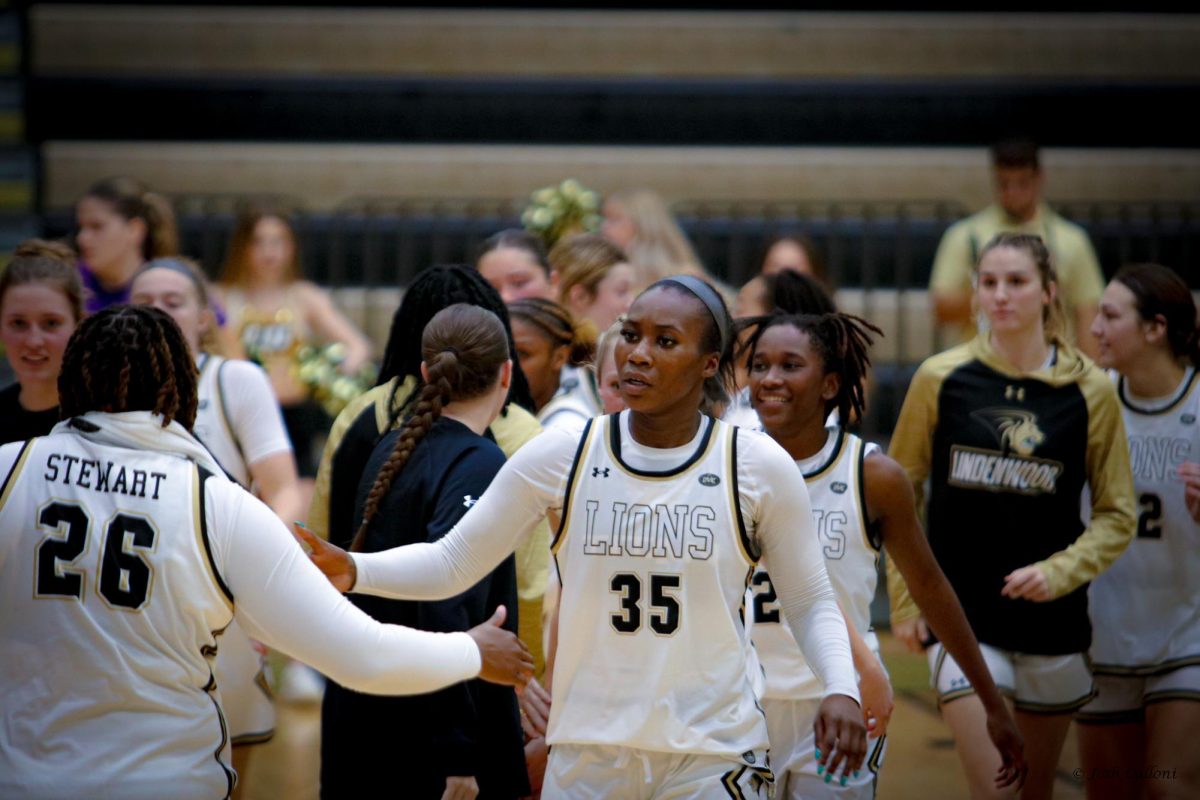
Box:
[463,495,478,508]
[592,467,610,478]
[1004,385,1026,402]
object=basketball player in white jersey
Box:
[0,305,533,799]
[298,276,867,798]
[740,310,1026,797]
[132,259,304,789]
[1080,264,1200,798]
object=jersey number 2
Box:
[1137,493,1163,539]
[610,573,681,635]
[35,501,157,610]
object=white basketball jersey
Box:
[0,432,236,799]
[1089,368,1200,672]
[749,430,881,700]
[548,414,767,756]
[193,354,250,487]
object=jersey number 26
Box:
[35,501,157,610]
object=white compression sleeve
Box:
[743,432,861,703]
[213,482,481,695]
[351,427,575,601]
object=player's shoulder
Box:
[728,422,798,475]
[490,402,544,456]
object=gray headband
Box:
[140,257,208,302]
[660,275,729,351]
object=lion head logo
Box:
[970,408,1045,456]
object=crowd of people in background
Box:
[1,137,1197,800]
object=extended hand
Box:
[1178,462,1200,524]
[891,615,930,653]
[293,523,356,592]
[519,677,552,738]
[814,694,868,785]
[440,775,479,800]
[985,706,1028,790]
[468,606,535,687]
[858,658,894,738]
[1001,565,1051,602]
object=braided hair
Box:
[351,304,509,552]
[59,305,199,430]
[508,297,596,368]
[737,312,882,426]
[377,265,534,433]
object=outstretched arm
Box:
[866,453,1026,790]
[338,429,572,601]
[216,484,536,694]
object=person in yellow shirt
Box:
[930,139,1105,357]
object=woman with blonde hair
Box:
[888,232,1136,799]
[551,233,635,335]
[602,188,708,288]
[216,207,371,477]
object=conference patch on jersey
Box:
[699,473,720,487]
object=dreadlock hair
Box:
[737,312,882,427]
[59,305,198,430]
[507,297,596,368]
[351,304,509,552]
[377,265,535,432]
[643,279,737,412]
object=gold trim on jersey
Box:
[550,418,599,556]
[0,436,36,512]
[849,438,882,555]
[1091,655,1200,677]
[726,426,758,565]
[802,429,849,482]
[203,667,236,798]
[604,413,718,482]
[1014,689,1097,714]
[193,466,234,613]
[1118,368,1199,417]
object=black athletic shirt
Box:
[320,416,528,800]
[0,383,60,446]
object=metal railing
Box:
[40,197,1199,436]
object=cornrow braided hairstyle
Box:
[59,305,199,430]
[377,266,535,434]
[508,296,596,368]
[737,311,882,426]
[351,303,509,552]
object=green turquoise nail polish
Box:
[814,749,822,760]
[825,773,832,784]
[816,764,824,776]
[840,775,848,786]
[853,770,860,779]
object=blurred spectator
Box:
[75,177,177,313]
[759,233,827,283]
[551,233,635,336]
[602,188,708,288]
[477,229,556,303]
[929,139,1104,355]
[216,207,371,478]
